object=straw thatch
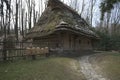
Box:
[26,0,98,39]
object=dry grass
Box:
[90,51,120,80]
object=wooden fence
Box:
[0,42,50,61]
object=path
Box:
[79,56,108,80]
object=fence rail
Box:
[0,41,50,61]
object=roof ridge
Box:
[47,0,81,17]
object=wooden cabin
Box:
[26,0,99,53]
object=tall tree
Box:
[80,0,85,16]
[15,0,19,40]
[100,0,120,20]
[26,0,33,30]
[7,0,11,34]
[0,0,11,61]
[90,0,96,26]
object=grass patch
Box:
[91,52,120,80]
[0,57,85,80]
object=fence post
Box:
[3,41,7,61]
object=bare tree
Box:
[74,0,78,11]
[90,0,96,26]
[7,0,11,34]
[110,3,120,35]
[0,0,11,60]
[80,0,85,16]
[70,0,78,11]
[15,0,19,40]
[24,12,28,34]
[26,0,32,30]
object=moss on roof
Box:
[26,0,98,39]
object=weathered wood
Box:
[0,42,50,61]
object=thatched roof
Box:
[26,0,99,39]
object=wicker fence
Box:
[0,42,50,61]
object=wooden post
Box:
[3,40,7,61]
